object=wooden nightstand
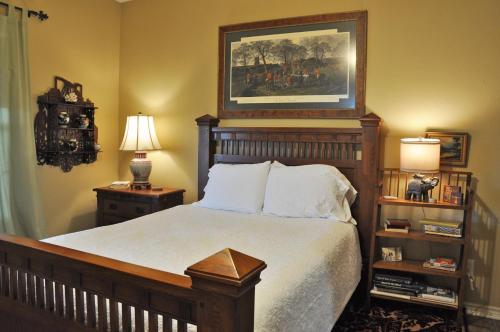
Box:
[93,187,185,227]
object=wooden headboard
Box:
[196,113,381,299]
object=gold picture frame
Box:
[425,131,470,167]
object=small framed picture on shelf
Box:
[381,247,402,262]
[425,131,470,167]
[443,185,462,205]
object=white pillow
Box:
[195,161,271,213]
[273,161,357,205]
[263,162,355,223]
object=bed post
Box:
[196,115,220,200]
[357,113,381,303]
[185,248,266,332]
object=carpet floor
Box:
[333,305,458,331]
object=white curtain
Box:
[0,5,45,239]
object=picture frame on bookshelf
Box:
[425,131,470,167]
[443,185,463,205]
[381,247,402,262]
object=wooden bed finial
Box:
[186,248,266,331]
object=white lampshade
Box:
[400,138,441,173]
[119,113,162,151]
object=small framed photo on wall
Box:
[425,131,470,167]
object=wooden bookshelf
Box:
[375,229,465,244]
[368,168,473,328]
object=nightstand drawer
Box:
[126,202,152,217]
[94,187,185,227]
[103,199,152,218]
[102,199,127,216]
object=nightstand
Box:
[93,187,185,227]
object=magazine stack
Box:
[423,257,457,272]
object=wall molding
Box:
[465,302,500,320]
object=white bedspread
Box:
[44,204,361,332]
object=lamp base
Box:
[129,151,152,190]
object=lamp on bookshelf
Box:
[120,113,162,190]
[400,138,441,202]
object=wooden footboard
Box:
[0,234,266,332]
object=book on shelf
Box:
[371,288,458,307]
[423,257,457,272]
[385,218,411,233]
[370,288,411,300]
[371,279,458,306]
[419,218,462,228]
[421,286,457,304]
[419,218,463,237]
[373,282,425,295]
[373,273,413,285]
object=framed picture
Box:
[425,131,470,167]
[218,11,367,119]
[381,247,402,262]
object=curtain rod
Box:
[0,1,48,21]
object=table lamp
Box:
[119,113,162,190]
[400,138,441,202]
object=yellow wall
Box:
[119,0,500,308]
[12,0,122,236]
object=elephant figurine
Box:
[405,174,439,202]
[420,176,440,202]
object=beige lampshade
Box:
[119,113,162,151]
[400,138,441,173]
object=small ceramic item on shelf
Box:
[59,138,79,152]
[64,89,78,103]
[94,143,102,151]
[79,114,90,129]
[58,111,70,128]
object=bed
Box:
[45,204,362,331]
[0,113,380,332]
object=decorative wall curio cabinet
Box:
[35,77,101,172]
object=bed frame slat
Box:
[110,299,119,331]
[97,295,106,331]
[87,291,97,328]
[163,316,173,332]
[149,311,159,331]
[135,308,145,332]
[122,304,132,332]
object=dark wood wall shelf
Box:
[34,77,100,172]
[368,168,473,328]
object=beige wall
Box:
[119,0,500,308]
[13,0,122,236]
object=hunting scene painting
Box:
[218,11,367,119]
[230,30,349,104]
